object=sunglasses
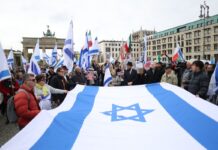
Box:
[28,79,36,82]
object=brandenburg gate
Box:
[22,26,65,61]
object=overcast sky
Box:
[0,0,218,52]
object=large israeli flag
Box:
[2,83,218,150]
[63,21,74,72]
[0,42,11,81]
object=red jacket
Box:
[0,79,19,104]
[14,84,40,128]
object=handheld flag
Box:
[42,52,50,64]
[172,43,185,62]
[0,42,11,81]
[124,35,132,53]
[33,39,41,62]
[89,37,99,56]
[63,21,74,72]
[7,49,14,69]
[207,63,218,96]
[28,43,41,75]
[54,57,64,71]
[50,44,58,67]
[104,64,112,86]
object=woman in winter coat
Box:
[35,74,68,110]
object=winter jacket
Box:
[14,84,40,128]
[187,71,209,99]
[50,75,67,102]
[161,71,178,85]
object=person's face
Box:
[25,76,36,89]
[49,68,54,73]
[139,69,144,75]
[127,65,132,70]
[207,65,214,72]
[186,62,192,69]
[18,72,23,79]
[165,68,172,74]
[58,69,65,76]
[38,78,46,86]
[191,64,197,72]
[75,68,81,74]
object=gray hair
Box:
[23,73,35,82]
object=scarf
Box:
[36,84,49,97]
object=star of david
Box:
[102,103,154,122]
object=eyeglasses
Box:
[27,79,36,82]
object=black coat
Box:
[146,68,163,84]
[70,73,86,88]
[123,68,138,85]
[50,75,67,102]
[187,71,209,99]
[136,73,147,85]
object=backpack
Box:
[7,89,30,123]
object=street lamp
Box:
[199,1,210,60]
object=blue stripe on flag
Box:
[31,86,99,150]
[7,59,14,63]
[31,62,40,75]
[65,39,72,45]
[64,48,74,59]
[0,70,10,79]
[104,77,112,86]
[146,84,218,150]
[35,56,40,60]
[89,49,99,55]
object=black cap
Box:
[127,62,133,66]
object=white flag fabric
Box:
[50,44,57,67]
[89,37,99,56]
[2,83,218,150]
[28,41,41,75]
[207,63,218,96]
[7,49,14,69]
[33,39,41,62]
[21,55,27,65]
[54,57,64,72]
[104,64,112,86]
[0,42,11,81]
[42,52,50,64]
[63,21,74,72]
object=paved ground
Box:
[0,114,19,147]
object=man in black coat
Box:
[70,67,86,88]
[188,60,209,99]
[146,63,164,84]
[47,66,57,85]
[50,67,68,104]
[123,62,137,86]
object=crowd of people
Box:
[0,59,217,129]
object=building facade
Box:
[98,40,141,62]
[146,14,218,62]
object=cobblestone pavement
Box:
[0,114,19,147]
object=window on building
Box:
[168,50,172,54]
[106,47,110,52]
[214,44,218,51]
